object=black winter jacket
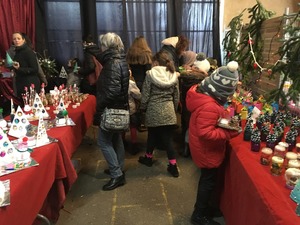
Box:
[93,48,130,125]
[13,44,40,97]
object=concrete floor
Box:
[54,126,226,225]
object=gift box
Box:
[240,107,248,120]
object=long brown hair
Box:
[175,35,189,56]
[153,51,175,73]
[126,36,152,65]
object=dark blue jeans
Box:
[97,128,125,178]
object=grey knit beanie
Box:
[200,61,239,104]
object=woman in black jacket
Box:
[93,32,130,191]
[12,32,40,100]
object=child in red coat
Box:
[186,61,241,225]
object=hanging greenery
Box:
[223,0,275,86]
[268,10,300,107]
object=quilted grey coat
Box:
[140,66,179,127]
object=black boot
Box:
[102,174,126,191]
[167,164,179,177]
[138,156,153,167]
[191,210,221,225]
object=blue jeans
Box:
[97,128,125,178]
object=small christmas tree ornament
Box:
[285,127,297,151]
[256,114,265,130]
[59,66,68,79]
[266,130,278,150]
[244,119,253,141]
[0,108,7,131]
[0,128,17,167]
[291,117,300,136]
[251,128,261,152]
[8,107,30,138]
[31,93,50,119]
[36,115,49,147]
[274,125,284,143]
[261,122,270,142]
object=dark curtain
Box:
[0,0,36,58]
[35,0,48,56]
[80,0,97,44]
[35,0,220,66]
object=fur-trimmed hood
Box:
[146,66,178,88]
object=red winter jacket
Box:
[186,85,239,168]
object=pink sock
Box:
[169,159,177,165]
[146,153,153,158]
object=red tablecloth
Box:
[0,95,96,225]
[221,134,300,225]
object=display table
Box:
[0,95,96,225]
[221,134,300,225]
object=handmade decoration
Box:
[285,127,298,151]
[30,93,50,120]
[0,109,7,131]
[8,107,30,138]
[261,122,270,142]
[35,115,50,147]
[266,131,277,150]
[251,128,261,152]
[290,179,300,216]
[285,168,300,190]
[243,119,253,141]
[59,66,68,79]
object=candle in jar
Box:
[260,147,273,166]
[296,143,300,153]
[271,156,284,176]
[288,160,300,169]
[274,145,286,158]
[279,142,288,149]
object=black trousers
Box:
[194,167,219,216]
[146,125,176,160]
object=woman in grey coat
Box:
[138,51,180,177]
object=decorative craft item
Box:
[290,179,300,216]
[244,119,253,141]
[285,127,297,151]
[251,128,261,152]
[261,122,270,142]
[0,108,7,131]
[260,147,272,166]
[30,93,50,120]
[0,128,17,166]
[266,131,277,150]
[274,145,286,159]
[270,156,284,176]
[59,66,68,79]
[35,115,49,147]
[8,106,30,138]
[285,168,300,190]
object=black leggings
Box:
[146,125,176,160]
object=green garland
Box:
[223,0,275,86]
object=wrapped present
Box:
[240,107,248,120]
[254,102,263,110]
